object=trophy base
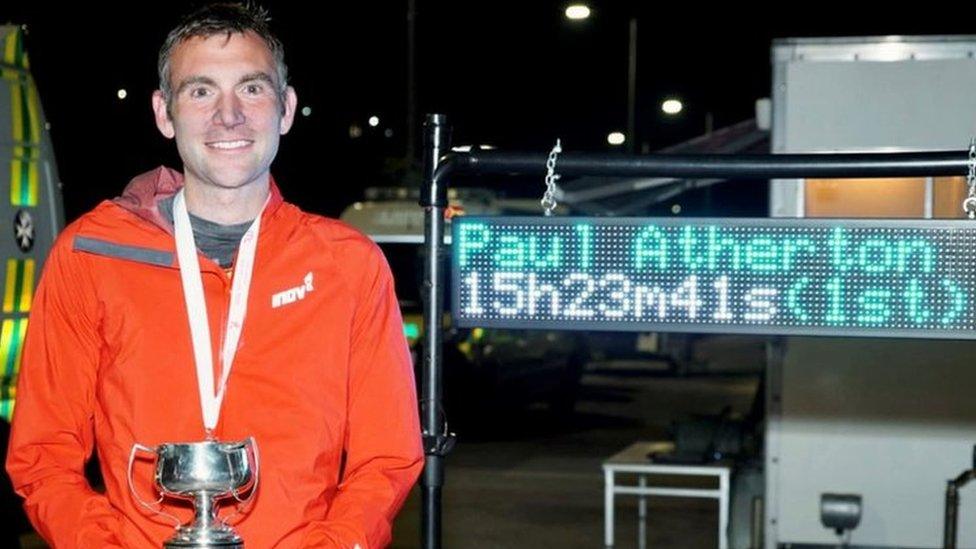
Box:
[164,539,242,549]
[163,525,244,548]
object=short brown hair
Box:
[157,2,289,115]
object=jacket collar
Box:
[113,166,285,234]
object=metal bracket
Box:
[423,430,456,457]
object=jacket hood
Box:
[112,166,285,234]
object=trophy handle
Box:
[127,444,181,528]
[223,436,260,525]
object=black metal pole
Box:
[420,113,452,549]
[626,17,637,155]
[944,482,958,549]
[431,150,969,186]
[943,446,975,549]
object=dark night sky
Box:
[2,1,973,221]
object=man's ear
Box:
[152,91,176,139]
[279,86,298,135]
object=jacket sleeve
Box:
[5,234,124,548]
[300,246,424,549]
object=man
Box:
[6,3,423,548]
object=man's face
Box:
[152,31,297,191]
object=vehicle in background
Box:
[340,187,588,418]
[1,23,65,547]
[0,24,64,421]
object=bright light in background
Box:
[116,89,127,100]
[452,144,497,152]
[564,4,591,20]
[368,115,380,127]
[607,132,625,146]
[301,106,312,117]
[662,98,683,115]
[349,124,363,139]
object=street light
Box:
[662,98,683,115]
[607,132,626,146]
[564,4,591,20]
[661,97,713,134]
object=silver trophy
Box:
[128,438,259,548]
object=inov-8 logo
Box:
[272,272,314,308]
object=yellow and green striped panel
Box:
[2,27,29,70]
[7,69,41,206]
[17,76,42,155]
[10,157,39,207]
[9,75,41,149]
[0,317,28,421]
[3,259,34,313]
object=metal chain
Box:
[964,138,976,219]
[541,139,562,216]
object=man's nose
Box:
[213,93,245,128]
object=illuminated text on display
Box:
[451,217,976,339]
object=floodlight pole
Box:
[627,17,637,154]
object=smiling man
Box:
[6,4,423,548]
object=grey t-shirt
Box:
[159,195,253,268]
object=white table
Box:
[602,441,731,549]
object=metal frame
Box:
[418,113,972,549]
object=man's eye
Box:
[243,83,264,95]
[190,87,211,98]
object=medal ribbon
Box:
[173,189,263,434]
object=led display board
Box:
[451,217,976,339]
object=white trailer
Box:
[766,35,976,548]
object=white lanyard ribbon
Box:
[173,189,263,435]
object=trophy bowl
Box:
[157,440,255,495]
[129,437,259,548]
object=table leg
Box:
[604,468,614,548]
[718,471,729,549]
[638,474,647,549]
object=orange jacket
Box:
[6,167,423,548]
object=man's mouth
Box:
[206,140,254,150]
